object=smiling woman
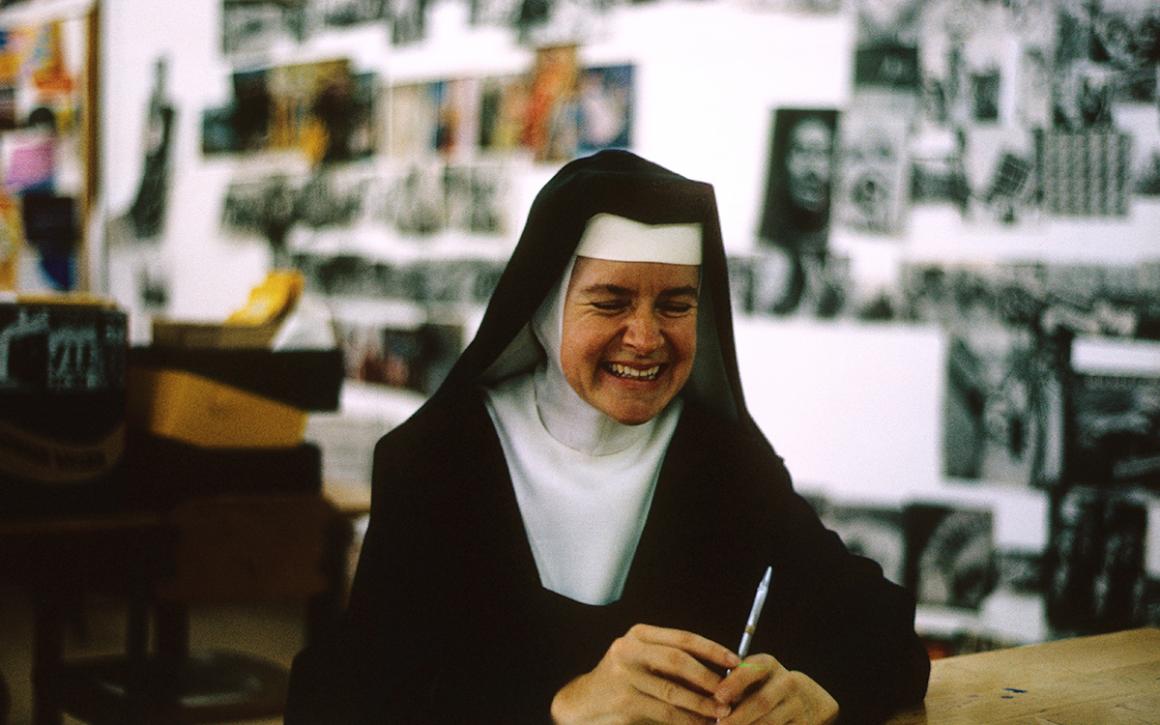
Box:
[286,150,930,724]
[562,258,700,425]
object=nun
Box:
[287,151,929,724]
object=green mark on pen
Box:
[736,663,769,670]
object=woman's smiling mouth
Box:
[603,362,663,381]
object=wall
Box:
[96,0,1160,643]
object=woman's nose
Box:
[622,310,662,354]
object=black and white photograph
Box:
[835,111,909,236]
[222,0,307,56]
[307,0,389,30]
[756,108,841,315]
[1053,0,1160,131]
[295,170,370,230]
[372,164,446,236]
[759,108,840,252]
[1040,130,1131,216]
[443,164,510,235]
[1067,336,1160,489]
[942,325,1063,487]
[819,503,906,584]
[390,0,429,44]
[854,0,921,47]
[735,0,843,12]
[220,173,303,262]
[1046,487,1150,634]
[904,503,997,610]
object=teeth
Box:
[607,363,661,381]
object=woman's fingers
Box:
[612,626,736,719]
[553,624,743,725]
[714,653,781,707]
[633,667,733,720]
[715,655,839,725]
[628,624,741,671]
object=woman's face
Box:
[560,257,699,424]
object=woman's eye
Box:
[591,301,628,312]
[658,302,694,316]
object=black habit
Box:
[287,151,930,723]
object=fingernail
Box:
[716,704,731,718]
[725,652,740,668]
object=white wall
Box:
[98,0,1158,560]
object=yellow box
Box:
[150,318,281,349]
[127,368,306,448]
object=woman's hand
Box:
[712,654,838,725]
[551,624,740,724]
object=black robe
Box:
[287,391,929,723]
[287,151,929,723]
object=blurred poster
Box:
[334,310,463,395]
[1046,488,1149,634]
[125,58,175,241]
[855,0,921,47]
[836,111,909,236]
[758,108,839,252]
[390,0,428,45]
[222,0,307,56]
[433,78,482,160]
[820,504,906,584]
[267,58,353,160]
[0,191,21,290]
[21,193,78,290]
[1040,131,1131,217]
[387,81,442,158]
[523,45,578,162]
[0,14,88,292]
[1067,336,1160,489]
[939,317,1064,488]
[478,75,530,152]
[309,0,390,30]
[1053,0,1160,130]
[539,63,634,160]
[576,64,633,154]
[756,109,842,316]
[854,44,920,93]
[904,503,996,610]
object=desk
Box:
[887,627,1160,724]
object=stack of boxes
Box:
[0,296,128,516]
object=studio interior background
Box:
[2,0,1159,657]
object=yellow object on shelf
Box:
[127,368,306,448]
[226,270,304,326]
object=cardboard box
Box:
[129,346,343,411]
[126,368,306,448]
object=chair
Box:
[41,493,347,724]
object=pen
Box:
[729,566,772,675]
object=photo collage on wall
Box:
[222,0,392,57]
[385,47,633,163]
[0,15,88,292]
[805,472,1160,645]
[802,493,1066,653]
[204,2,635,398]
[741,0,1160,324]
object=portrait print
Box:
[757,108,840,253]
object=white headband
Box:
[575,213,702,266]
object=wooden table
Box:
[887,627,1160,724]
